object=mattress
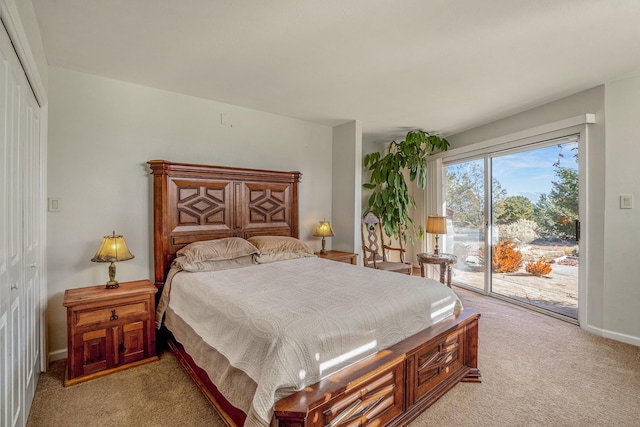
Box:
[159,256,462,427]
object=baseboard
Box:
[48,348,67,363]
[582,324,640,347]
[601,329,640,347]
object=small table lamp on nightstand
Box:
[313,220,334,255]
[426,216,447,255]
[91,231,134,289]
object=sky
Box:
[492,140,578,202]
[446,139,579,203]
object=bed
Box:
[148,160,481,427]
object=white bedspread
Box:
[163,257,462,427]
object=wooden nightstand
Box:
[315,250,358,265]
[417,253,458,287]
[63,279,159,386]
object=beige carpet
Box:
[27,288,640,427]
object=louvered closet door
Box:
[0,20,42,427]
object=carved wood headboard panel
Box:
[148,160,301,288]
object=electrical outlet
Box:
[620,194,633,209]
[48,197,61,212]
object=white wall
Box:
[603,75,640,342]
[47,67,333,357]
[332,120,362,254]
[448,84,640,346]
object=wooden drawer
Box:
[411,329,466,404]
[314,361,403,427]
[74,301,148,327]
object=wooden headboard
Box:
[148,160,302,288]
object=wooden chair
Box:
[361,212,413,275]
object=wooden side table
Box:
[315,250,358,265]
[417,253,457,287]
[63,279,158,386]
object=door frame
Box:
[426,115,593,327]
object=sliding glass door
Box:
[443,138,579,320]
[444,159,486,292]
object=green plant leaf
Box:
[362,129,449,243]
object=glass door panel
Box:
[490,140,579,319]
[444,159,486,291]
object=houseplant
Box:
[363,129,449,243]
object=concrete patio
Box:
[452,265,579,319]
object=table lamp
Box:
[313,220,334,255]
[91,231,135,289]
[426,216,447,255]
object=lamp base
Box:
[434,234,440,255]
[105,280,120,289]
[320,237,328,254]
[105,262,120,289]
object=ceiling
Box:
[32,0,640,142]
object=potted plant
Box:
[363,130,449,243]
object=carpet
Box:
[27,288,640,426]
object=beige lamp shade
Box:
[313,220,334,254]
[91,231,134,288]
[313,220,335,237]
[426,216,447,235]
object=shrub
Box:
[525,256,553,277]
[492,239,522,273]
[497,219,539,244]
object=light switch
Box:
[48,197,60,212]
[220,113,232,127]
[620,194,633,209]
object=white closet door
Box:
[0,19,41,427]
[0,23,10,426]
[3,23,24,427]
[21,77,40,418]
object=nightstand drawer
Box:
[75,301,149,327]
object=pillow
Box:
[247,235,316,264]
[176,237,259,264]
[253,251,317,264]
[172,254,255,272]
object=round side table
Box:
[417,253,457,287]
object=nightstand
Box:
[315,250,358,265]
[63,279,159,386]
[417,253,457,287]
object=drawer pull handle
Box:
[10,283,18,290]
[110,310,118,321]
